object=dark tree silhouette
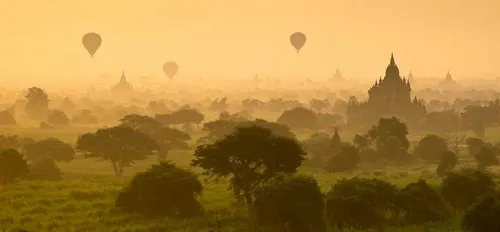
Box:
[23,137,75,162]
[76,126,158,176]
[413,134,448,162]
[367,117,410,152]
[24,87,49,120]
[46,110,70,127]
[0,149,29,185]
[325,144,361,173]
[0,110,16,125]
[277,106,317,130]
[155,108,204,126]
[436,151,458,177]
[192,126,305,209]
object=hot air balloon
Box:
[290,32,306,53]
[82,33,102,58]
[162,62,179,79]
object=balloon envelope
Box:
[162,62,179,79]
[82,33,102,57]
[290,32,306,53]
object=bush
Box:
[474,146,499,169]
[325,177,400,229]
[436,150,458,177]
[413,134,448,162]
[399,180,452,224]
[461,196,500,232]
[253,174,325,232]
[325,144,360,173]
[24,138,75,162]
[46,110,70,127]
[0,149,29,185]
[115,161,203,217]
[441,168,496,210]
[29,157,61,181]
[0,110,16,125]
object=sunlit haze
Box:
[2,0,499,89]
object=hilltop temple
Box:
[346,54,426,128]
[111,71,134,94]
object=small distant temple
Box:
[111,71,133,94]
[438,71,460,89]
[332,69,344,80]
[408,70,415,83]
[346,54,426,128]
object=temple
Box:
[111,71,134,94]
[438,71,460,89]
[346,54,426,128]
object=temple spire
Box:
[390,53,395,65]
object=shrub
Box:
[253,174,325,232]
[325,144,360,173]
[0,149,29,185]
[474,146,499,170]
[29,157,61,181]
[461,196,500,232]
[399,180,452,224]
[115,161,203,217]
[436,150,458,177]
[325,177,400,229]
[413,134,448,162]
[23,138,75,162]
[46,110,70,127]
[441,168,496,210]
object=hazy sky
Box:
[1,0,499,87]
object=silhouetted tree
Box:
[277,107,317,130]
[436,151,458,177]
[23,137,74,162]
[353,134,370,151]
[24,87,49,120]
[29,157,61,181]
[116,161,203,217]
[475,146,499,170]
[325,144,360,173]
[0,111,16,125]
[192,126,305,209]
[46,110,70,127]
[253,174,325,232]
[155,108,204,126]
[425,110,460,134]
[76,126,158,176]
[413,134,448,162]
[462,196,500,232]
[367,117,410,152]
[0,149,28,185]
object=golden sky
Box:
[1,0,499,87]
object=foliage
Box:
[276,107,317,130]
[29,157,61,181]
[71,110,99,125]
[353,134,370,151]
[309,98,330,113]
[46,110,70,127]
[24,87,49,120]
[325,143,360,173]
[253,174,325,232]
[425,110,460,134]
[377,136,407,161]
[302,132,331,168]
[192,126,305,208]
[436,150,458,177]
[0,149,29,185]
[23,138,75,162]
[325,177,400,229]
[0,110,16,125]
[441,167,496,210]
[461,196,500,232]
[474,146,499,169]
[413,134,448,162]
[76,126,158,176]
[399,180,452,224]
[367,116,410,152]
[155,108,204,126]
[116,161,203,217]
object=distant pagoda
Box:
[111,71,133,94]
[438,71,460,89]
[346,54,426,128]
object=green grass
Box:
[1,125,500,231]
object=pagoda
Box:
[111,71,133,94]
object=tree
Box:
[465,137,485,156]
[253,174,325,232]
[192,126,306,209]
[23,137,75,162]
[472,119,486,138]
[119,114,191,163]
[24,87,49,120]
[441,168,496,210]
[367,117,410,152]
[29,157,62,181]
[325,144,360,173]
[155,108,204,126]
[116,161,203,217]
[0,149,29,185]
[413,134,448,162]
[277,107,317,130]
[71,110,99,125]
[462,196,500,232]
[425,110,460,134]
[46,110,70,127]
[399,180,452,224]
[309,98,330,113]
[436,151,458,177]
[76,126,158,176]
[475,146,499,170]
[353,134,370,151]
[302,132,331,168]
[0,111,16,125]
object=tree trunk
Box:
[111,161,119,176]
[157,147,169,163]
[244,191,253,211]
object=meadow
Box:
[1,125,499,232]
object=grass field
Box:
[1,125,500,232]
